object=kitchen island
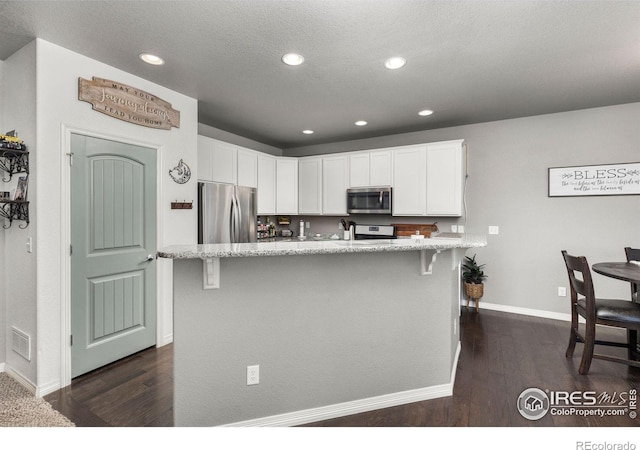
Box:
[159,234,486,426]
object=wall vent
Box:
[11,327,31,362]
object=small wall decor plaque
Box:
[78,77,180,130]
[548,162,640,197]
[169,159,191,184]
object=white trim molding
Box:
[3,365,37,395]
[465,300,572,322]
[224,342,462,427]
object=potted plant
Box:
[462,254,487,312]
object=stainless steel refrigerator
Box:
[198,181,257,244]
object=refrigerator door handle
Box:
[232,194,241,242]
[229,195,236,243]
[235,192,244,242]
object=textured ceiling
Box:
[0,0,639,149]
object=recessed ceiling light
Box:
[302,129,314,135]
[282,53,305,66]
[355,121,368,126]
[418,109,434,116]
[384,56,406,70]
[139,53,165,65]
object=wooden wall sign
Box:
[78,77,180,130]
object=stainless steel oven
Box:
[347,187,392,214]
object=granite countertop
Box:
[158,234,487,259]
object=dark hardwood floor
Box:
[45,309,640,427]
[45,343,173,427]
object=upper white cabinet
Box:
[198,134,463,218]
[392,145,428,216]
[237,149,258,188]
[369,150,392,186]
[197,135,237,184]
[276,157,298,215]
[349,153,370,187]
[298,157,323,215]
[349,150,392,187]
[322,155,348,215]
[426,140,464,216]
[257,154,276,215]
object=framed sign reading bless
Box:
[548,162,640,197]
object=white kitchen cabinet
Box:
[257,154,276,215]
[369,150,392,186]
[197,135,237,184]
[276,157,298,214]
[197,135,214,182]
[348,150,392,187]
[392,145,427,216]
[426,140,464,216]
[237,148,258,188]
[349,153,370,187]
[322,154,348,215]
[298,157,323,215]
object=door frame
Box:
[60,124,165,387]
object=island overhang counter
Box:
[159,235,486,426]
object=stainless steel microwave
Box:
[347,187,392,214]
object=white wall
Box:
[0,58,6,366]
[32,39,197,393]
[198,123,282,156]
[1,42,37,382]
[285,103,640,317]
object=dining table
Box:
[592,261,640,285]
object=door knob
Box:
[144,254,155,262]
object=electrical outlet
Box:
[451,225,458,233]
[453,319,457,336]
[488,226,499,235]
[247,365,259,385]
[558,287,567,297]
[458,225,465,233]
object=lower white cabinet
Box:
[276,157,298,215]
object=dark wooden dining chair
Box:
[561,250,640,374]
[625,247,640,302]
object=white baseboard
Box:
[463,300,572,322]
[224,342,462,427]
[36,380,61,397]
[3,365,37,395]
